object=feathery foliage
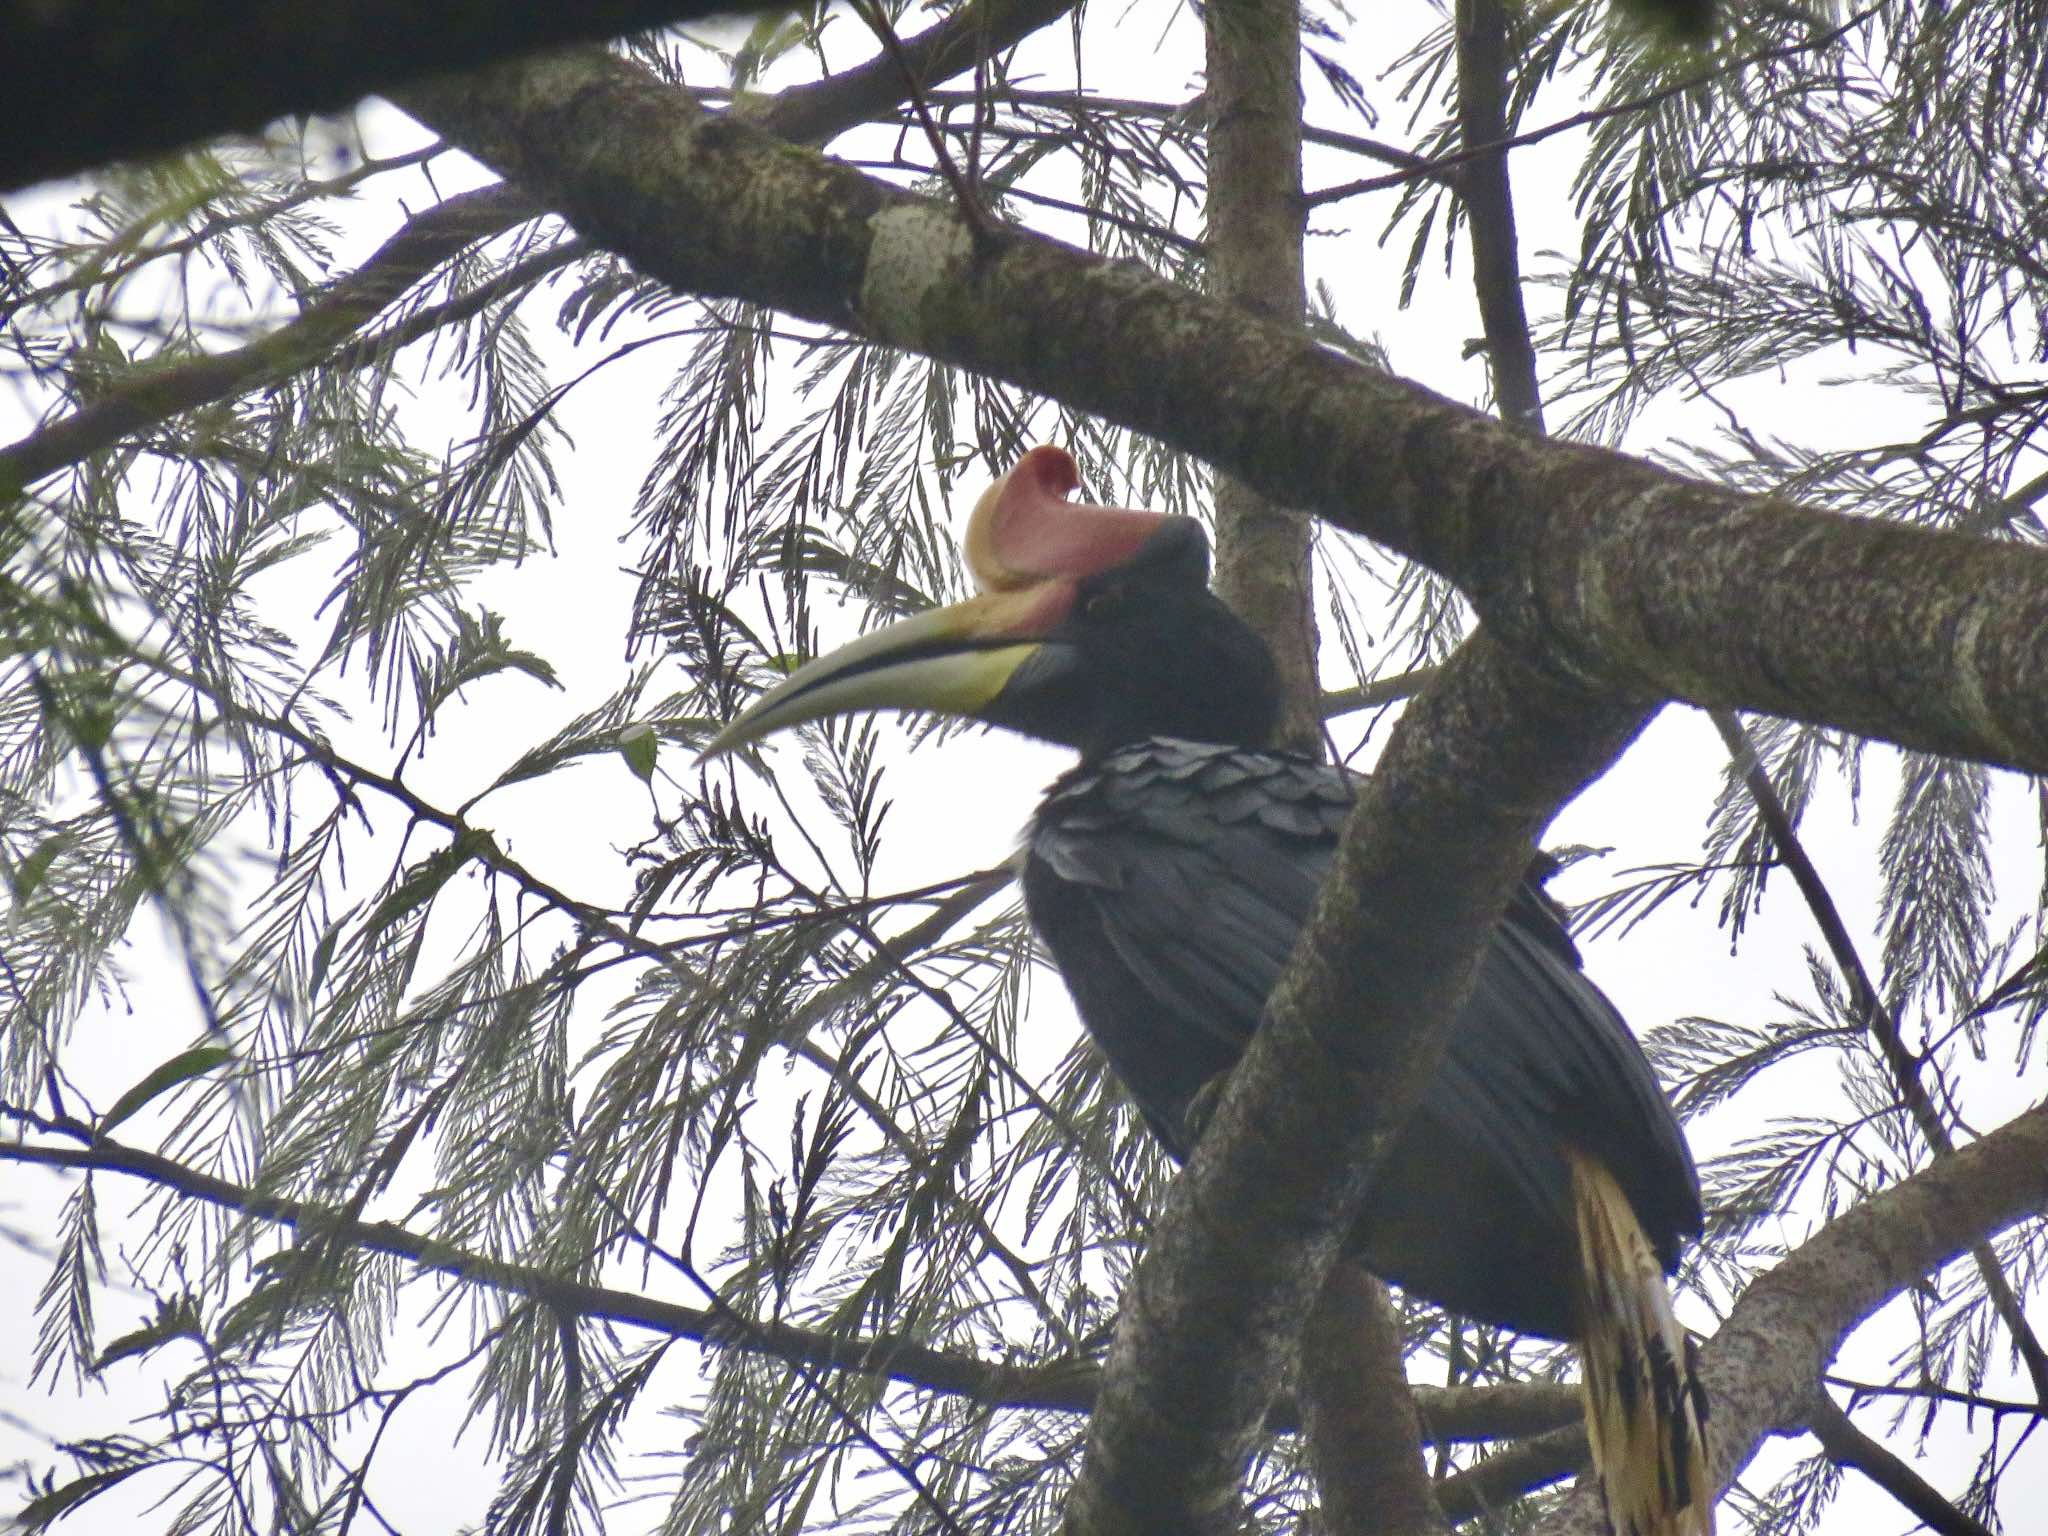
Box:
[3,1,2046,1533]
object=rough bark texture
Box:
[391,53,2048,1525]
[19,35,2047,1536]
[1201,7,1433,1529]
[1301,1268,1449,1536]
[396,47,2048,779]
[1058,637,1652,1535]
[1440,1424,1591,1520]
[1203,0,1322,753]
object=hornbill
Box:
[708,446,1711,1536]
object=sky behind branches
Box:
[3,2,2045,1529]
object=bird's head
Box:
[704,446,1280,761]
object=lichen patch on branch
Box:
[859,205,976,339]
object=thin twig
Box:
[1321,665,1440,719]
[1306,3,1882,207]
[1805,1392,1996,1536]
[0,184,540,494]
[0,1119,1584,1453]
[607,1200,971,1536]
[850,0,998,246]
[1823,1373,2048,1422]
[1711,708,2048,1406]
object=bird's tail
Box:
[1567,1148,1713,1536]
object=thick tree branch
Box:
[1203,0,1321,754]
[0,0,775,193]
[1202,3,1421,1520]
[1061,637,1653,1534]
[1302,1268,1448,1536]
[1460,0,2048,1451]
[395,45,2048,779]
[1416,1380,1582,1444]
[1533,1098,2048,1536]
[1453,0,1544,435]
[0,185,540,497]
[1438,1423,1588,1522]
[0,1123,1570,1445]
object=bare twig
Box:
[849,0,998,246]
[1306,4,1882,207]
[1321,666,1440,719]
[0,1118,1580,1445]
[1711,707,2048,1406]
[1823,1374,2048,1422]
[1805,1392,1996,1536]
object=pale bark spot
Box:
[859,205,974,338]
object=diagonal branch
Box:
[1710,708,2048,1405]
[742,0,1080,148]
[0,184,541,496]
[1062,637,1653,1534]
[5,0,1080,500]
[394,44,2048,780]
[1438,1423,1588,1522]
[1804,1391,1996,1536]
[0,1120,1571,1445]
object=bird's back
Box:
[1022,737,1703,1340]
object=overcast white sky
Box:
[3,3,2044,1530]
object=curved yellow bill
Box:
[700,583,1071,760]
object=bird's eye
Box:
[1083,585,1124,618]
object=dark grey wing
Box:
[1024,742,1338,1155]
[1023,740,1702,1319]
[1441,916,1704,1262]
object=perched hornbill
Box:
[709,446,1711,1536]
